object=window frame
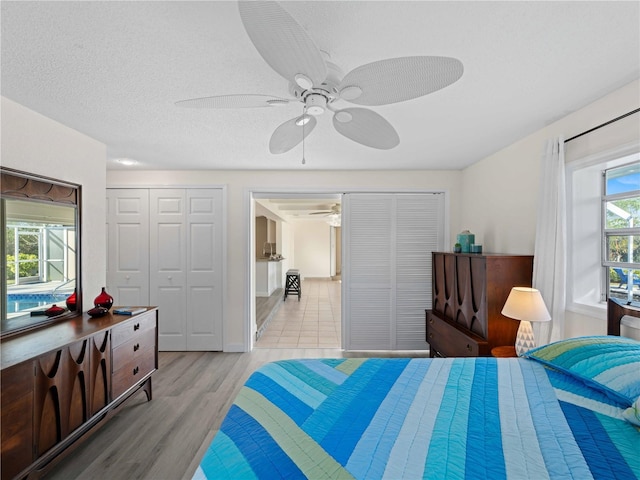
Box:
[566,148,640,318]
[601,161,640,303]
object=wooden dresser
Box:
[1,308,158,480]
[426,252,533,357]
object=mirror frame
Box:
[1,167,82,338]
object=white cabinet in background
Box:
[256,260,282,297]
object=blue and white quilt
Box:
[194,346,639,479]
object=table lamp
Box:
[501,287,551,356]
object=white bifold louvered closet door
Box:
[343,193,445,350]
[107,188,223,351]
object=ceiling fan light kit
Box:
[176,0,463,155]
[338,85,363,101]
[334,111,353,123]
[305,94,326,115]
[294,73,314,90]
[295,114,311,126]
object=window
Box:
[567,151,640,313]
[6,224,41,285]
[603,162,640,303]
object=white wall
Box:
[461,79,640,340]
[279,220,294,285]
[1,96,107,311]
[292,220,331,278]
[107,169,462,351]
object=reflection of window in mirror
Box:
[1,169,80,337]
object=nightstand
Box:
[491,346,517,358]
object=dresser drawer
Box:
[112,327,156,372]
[111,311,155,348]
[426,311,489,357]
[112,349,156,399]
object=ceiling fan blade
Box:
[269,115,317,154]
[175,94,291,109]
[238,1,327,87]
[338,56,463,106]
[333,108,399,150]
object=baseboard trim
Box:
[224,343,246,353]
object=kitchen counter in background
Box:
[256,258,283,296]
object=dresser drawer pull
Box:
[134,323,140,331]
[133,343,140,352]
[429,333,433,339]
[133,366,139,375]
[466,344,472,352]
[429,318,433,324]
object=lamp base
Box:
[515,320,536,356]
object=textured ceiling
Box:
[1,1,639,171]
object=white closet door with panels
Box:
[185,189,223,351]
[149,189,188,351]
[343,193,445,351]
[106,189,150,306]
[107,188,223,352]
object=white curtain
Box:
[532,137,566,345]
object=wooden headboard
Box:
[607,298,640,335]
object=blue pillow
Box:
[523,336,640,406]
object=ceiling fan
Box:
[176,1,463,154]
[309,203,341,216]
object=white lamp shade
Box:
[501,287,551,323]
[502,287,551,356]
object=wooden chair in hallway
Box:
[284,269,301,301]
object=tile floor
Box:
[255,278,342,348]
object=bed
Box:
[194,303,640,479]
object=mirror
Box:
[1,168,81,337]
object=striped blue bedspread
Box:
[193,357,639,479]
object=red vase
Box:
[94,287,114,310]
[45,304,66,317]
[66,289,77,311]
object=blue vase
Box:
[457,233,475,253]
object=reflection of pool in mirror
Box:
[4,279,75,332]
[7,292,72,314]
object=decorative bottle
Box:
[66,289,78,311]
[94,287,114,311]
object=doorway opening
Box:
[250,192,342,349]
